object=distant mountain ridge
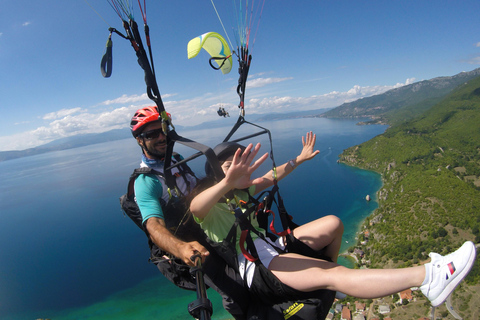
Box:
[320,67,480,125]
[0,111,328,162]
[0,129,132,162]
[2,67,480,162]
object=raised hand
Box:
[224,143,269,190]
[296,131,320,165]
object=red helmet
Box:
[130,106,162,137]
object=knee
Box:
[326,215,344,235]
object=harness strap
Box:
[171,153,196,194]
[164,130,223,191]
[222,116,279,191]
[240,230,257,262]
[234,205,259,263]
[114,18,165,115]
[226,190,287,265]
[268,209,291,237]
[236,47,251,112]
[271,185,297,231]
[127,167,156,197]
[209,55,232,71]
[100,32,113,78]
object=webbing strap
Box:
[267,209,291,237]
[100,33,113,78]
[129,19,164,111]
[239,230,257,262]
[114,18,165,114]
[127,167,157,197]
[225,192,287,264]
[236,47,251,111]
[163,130,223,191]
[222,116,278,182]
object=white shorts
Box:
[238,236,285,288]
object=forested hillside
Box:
[322,68,480,126]
[339,75,480,319]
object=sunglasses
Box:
[140,128,165,140]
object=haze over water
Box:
[0,117,387,319]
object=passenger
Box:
[189,133,477,307]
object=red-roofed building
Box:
[400,288,413,303]
[355,301,366,312]
[341,306,351,320]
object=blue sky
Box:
[1,0,480,151]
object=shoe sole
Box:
[430,241,476,307]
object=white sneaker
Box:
[420,241,476,307]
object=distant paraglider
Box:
[217,107,229,117]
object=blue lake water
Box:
[0,117,386,320]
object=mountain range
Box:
[319,67,480,125]
[1,67,480,162]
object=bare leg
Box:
[292,215,344,262]
[268,253,425,299]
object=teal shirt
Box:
[134,174,165,222]
[133,156,197,224]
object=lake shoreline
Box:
[334,162,384,268]
[0,117,388,320]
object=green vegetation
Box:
[339,76,480,283]
[322,67,480,126]
[334,73,480,320]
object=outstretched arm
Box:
[190,143,269,219]
[254,131,320,194]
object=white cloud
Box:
[43,107,85,120]
[250,72,268,77]
[35,106,137,140]
[172,79,413,124]
[0,104,140,151]
[22,22,31,27]
[101,93,150,105]
[465,56,480,65]
[404,78,416,85]
[0,132,42,151]
[14,120,31,126]
[245,79,413,113]
[0,79,413,151]
[247,77,292,88]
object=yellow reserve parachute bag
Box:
[245,262,334,319]
[242,235,335,320]
[248,298,329,320]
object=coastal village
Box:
[326,288,428,320]
[332,226,461,320]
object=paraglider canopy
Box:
[188,32,233,74]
